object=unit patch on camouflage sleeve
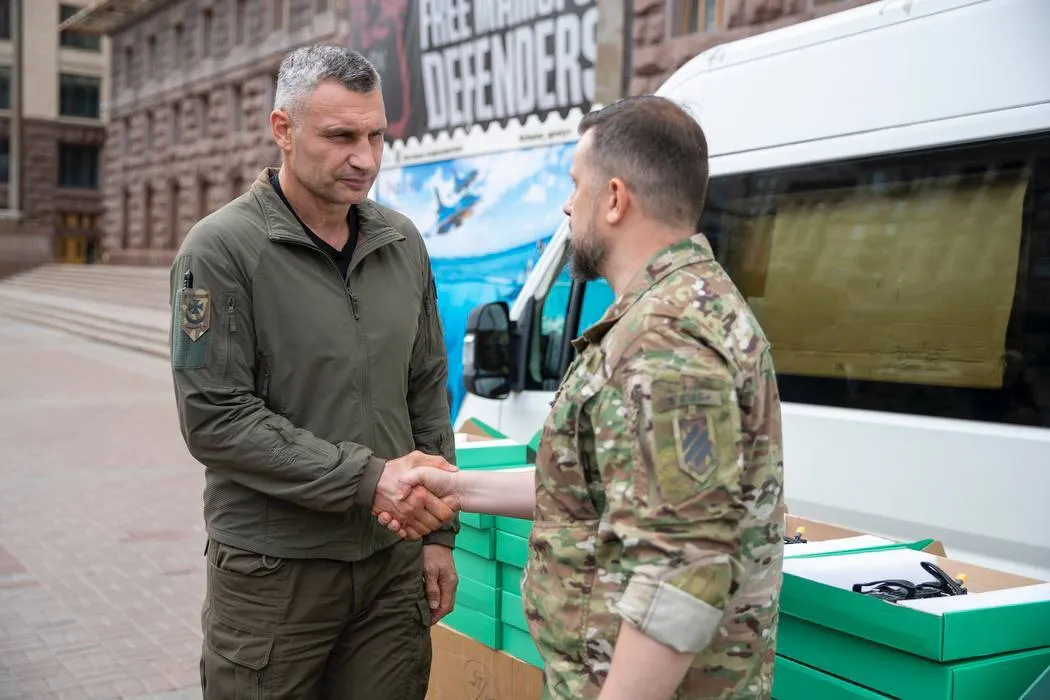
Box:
[673,411,716,481]
[171,287,211,371]
[647,376,729,503]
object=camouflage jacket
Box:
[522,234,785,699]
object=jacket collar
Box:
[252,167,406,253]
[572,233,715,351]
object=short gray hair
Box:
[274,44,381,120]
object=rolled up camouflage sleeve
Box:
[596,336,745,654]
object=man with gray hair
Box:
[169,44,460,698]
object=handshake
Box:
[370,450,462,540]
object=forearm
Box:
[457,468,536,519]
[179,388,383,513]
[598,622,694,700]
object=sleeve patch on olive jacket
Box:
[172,288,211,370]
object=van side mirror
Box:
[462,301,512,399]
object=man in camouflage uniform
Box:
[381,95,785,699]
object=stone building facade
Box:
[0,0,110,276]
[628,0,876,95]
[67,0,880,267]
[66,0,340,266]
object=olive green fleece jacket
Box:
[169,168,457,560]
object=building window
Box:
[198,93,209,138]
[168,180,181,246]
[123,116,132,153]
[58,144,100,189]
[173,23,184,67]
[0,66,10,110]
[669,0,722,37]
[317,0,328,11]
[0,0,12,41]
[59,5,102,51]
[172,102,181,146]
[235,0,247,45]
[0,138,8,183]
[146,111,153,151]
[59,74,101,119]
[124,46,134,88]
[272,0,285,31]
[197,178,210,219]
[147,35,157,77]
[201,8,213,58]
[230,83,242,132]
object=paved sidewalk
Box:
[0,319,205,700]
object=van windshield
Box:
[701,134,1049,428]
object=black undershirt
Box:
[270,172,359,280]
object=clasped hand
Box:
[371,451,461,540]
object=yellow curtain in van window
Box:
[745,173,1029,389]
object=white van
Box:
[455,0,1050,580]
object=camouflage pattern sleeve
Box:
[595,328,746,654]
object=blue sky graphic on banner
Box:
[375,140,577,418]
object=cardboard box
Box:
[500,590,528,632]
[527,428,542,454]
[443,605,501,649]
[772,656,892,699]
[779,614,1050,699]
[496,530,529,568]
[457,418,508,440]
[501,624,544,669]
[494,515,533,538]
[500,564,524,594]
[454,418,533,468]
[457,524,496,559]
[1020,662,1050,699]
[458,575,499,619]
[460,512,495,530]
[782,515,943,559]
[426,624,543,700]
[454,548,499,588]
[782,548,1050,662]
[454,435,534,469]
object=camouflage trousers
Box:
[199,537,432,700]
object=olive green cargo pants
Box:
[200,538,432,699]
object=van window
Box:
[528,258,616,389]
[529,257,574,389]
[701,134,1049,428]
[580,276,615,331]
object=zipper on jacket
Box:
[347,286,361,320]
[274,235,387,451]
[349,278,375,448]
[226,295,237,333]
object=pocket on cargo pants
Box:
[200,540,284,700]
[201,612,276,700]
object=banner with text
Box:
[348,0,598,151]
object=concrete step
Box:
[0,281,172,358]
[2,277,170,310]
[0,301,170,359]
[7,264,169,283]
[0,287,170,330]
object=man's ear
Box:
[606,178,629,226]
[270,109,293,151]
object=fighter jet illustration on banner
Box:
[424,166,482,238]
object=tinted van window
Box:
[701,134,1049,428]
